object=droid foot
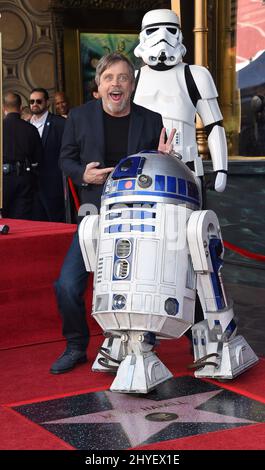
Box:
[110,351,172,394]
[193,335,258,379]
[92,337,123,372]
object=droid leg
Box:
[92,335,124,372]
[187,210,258,379]
[110,332,172,393]
[78,214,99,272]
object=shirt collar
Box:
[30,110,49,127]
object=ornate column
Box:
[171,0,181,16]
[216,0,238,155]
[194,0,208,158]
[50,3,65,91]
[194,0,208,66]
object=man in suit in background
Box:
[29,88,66,222]
[50,52,175,374]
[2,92,42,219]
[54,91,70,118]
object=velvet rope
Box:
[224,240,265,262]
[68,177,80,212]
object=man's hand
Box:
[158,128,176,153]
[83,162,114,185]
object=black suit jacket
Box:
[3,112,42,164]
[38,112,66,221]
[60,100,163,209]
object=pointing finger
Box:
[85,162,100,170]
[97,167,115,175]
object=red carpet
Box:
[1,219,264,451]
[1,336,265,450]
[0,218,100,349]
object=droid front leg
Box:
[187,210,258,379]
[110,331,172,394]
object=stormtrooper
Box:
[133,8,227,192]
[79,151,258,394]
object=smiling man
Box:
[50,52,175,375]
[54,91,70,118]
[97,58,134,116]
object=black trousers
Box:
[32,192,66,223]
[54,232,90,350]
[2,173,36,220]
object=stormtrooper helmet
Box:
[134,9,186,66]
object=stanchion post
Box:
[0,31,3,213]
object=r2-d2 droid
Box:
[79,152,258,393]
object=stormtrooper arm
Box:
[197,100,228,192]
[78,215,99,272]
[190,65,228,192]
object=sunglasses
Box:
[29,99,44,105]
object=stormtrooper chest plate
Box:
[134,64,196,125]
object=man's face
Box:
[98,61,135,117]
[54,93,69,116]
[29,92,48,116]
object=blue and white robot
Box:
[79,152,258,394]
[133,8,228,192]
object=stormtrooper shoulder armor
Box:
[188,65,218,100]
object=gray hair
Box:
[95,52,135,86]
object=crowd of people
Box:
[1,8,255,394]
[2,82,102,223]
[2,88,72,222]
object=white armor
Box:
[79,152,258,393]
[133,9,228,192]
[134,9,186,67]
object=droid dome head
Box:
[134,9,186,67]
[102,151,201,211]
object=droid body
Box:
[79,152,258,393]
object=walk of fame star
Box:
[11,376,265,450]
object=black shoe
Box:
[50,348,87,374]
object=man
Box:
[30,87,66,222]
[2,92,42,219]
[54,91,70,118]
[50,52,174,374]
[53,91,76,221]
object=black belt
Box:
[3,161,34,175]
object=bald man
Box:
[2,92,43,219]
[54,92,70,118]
